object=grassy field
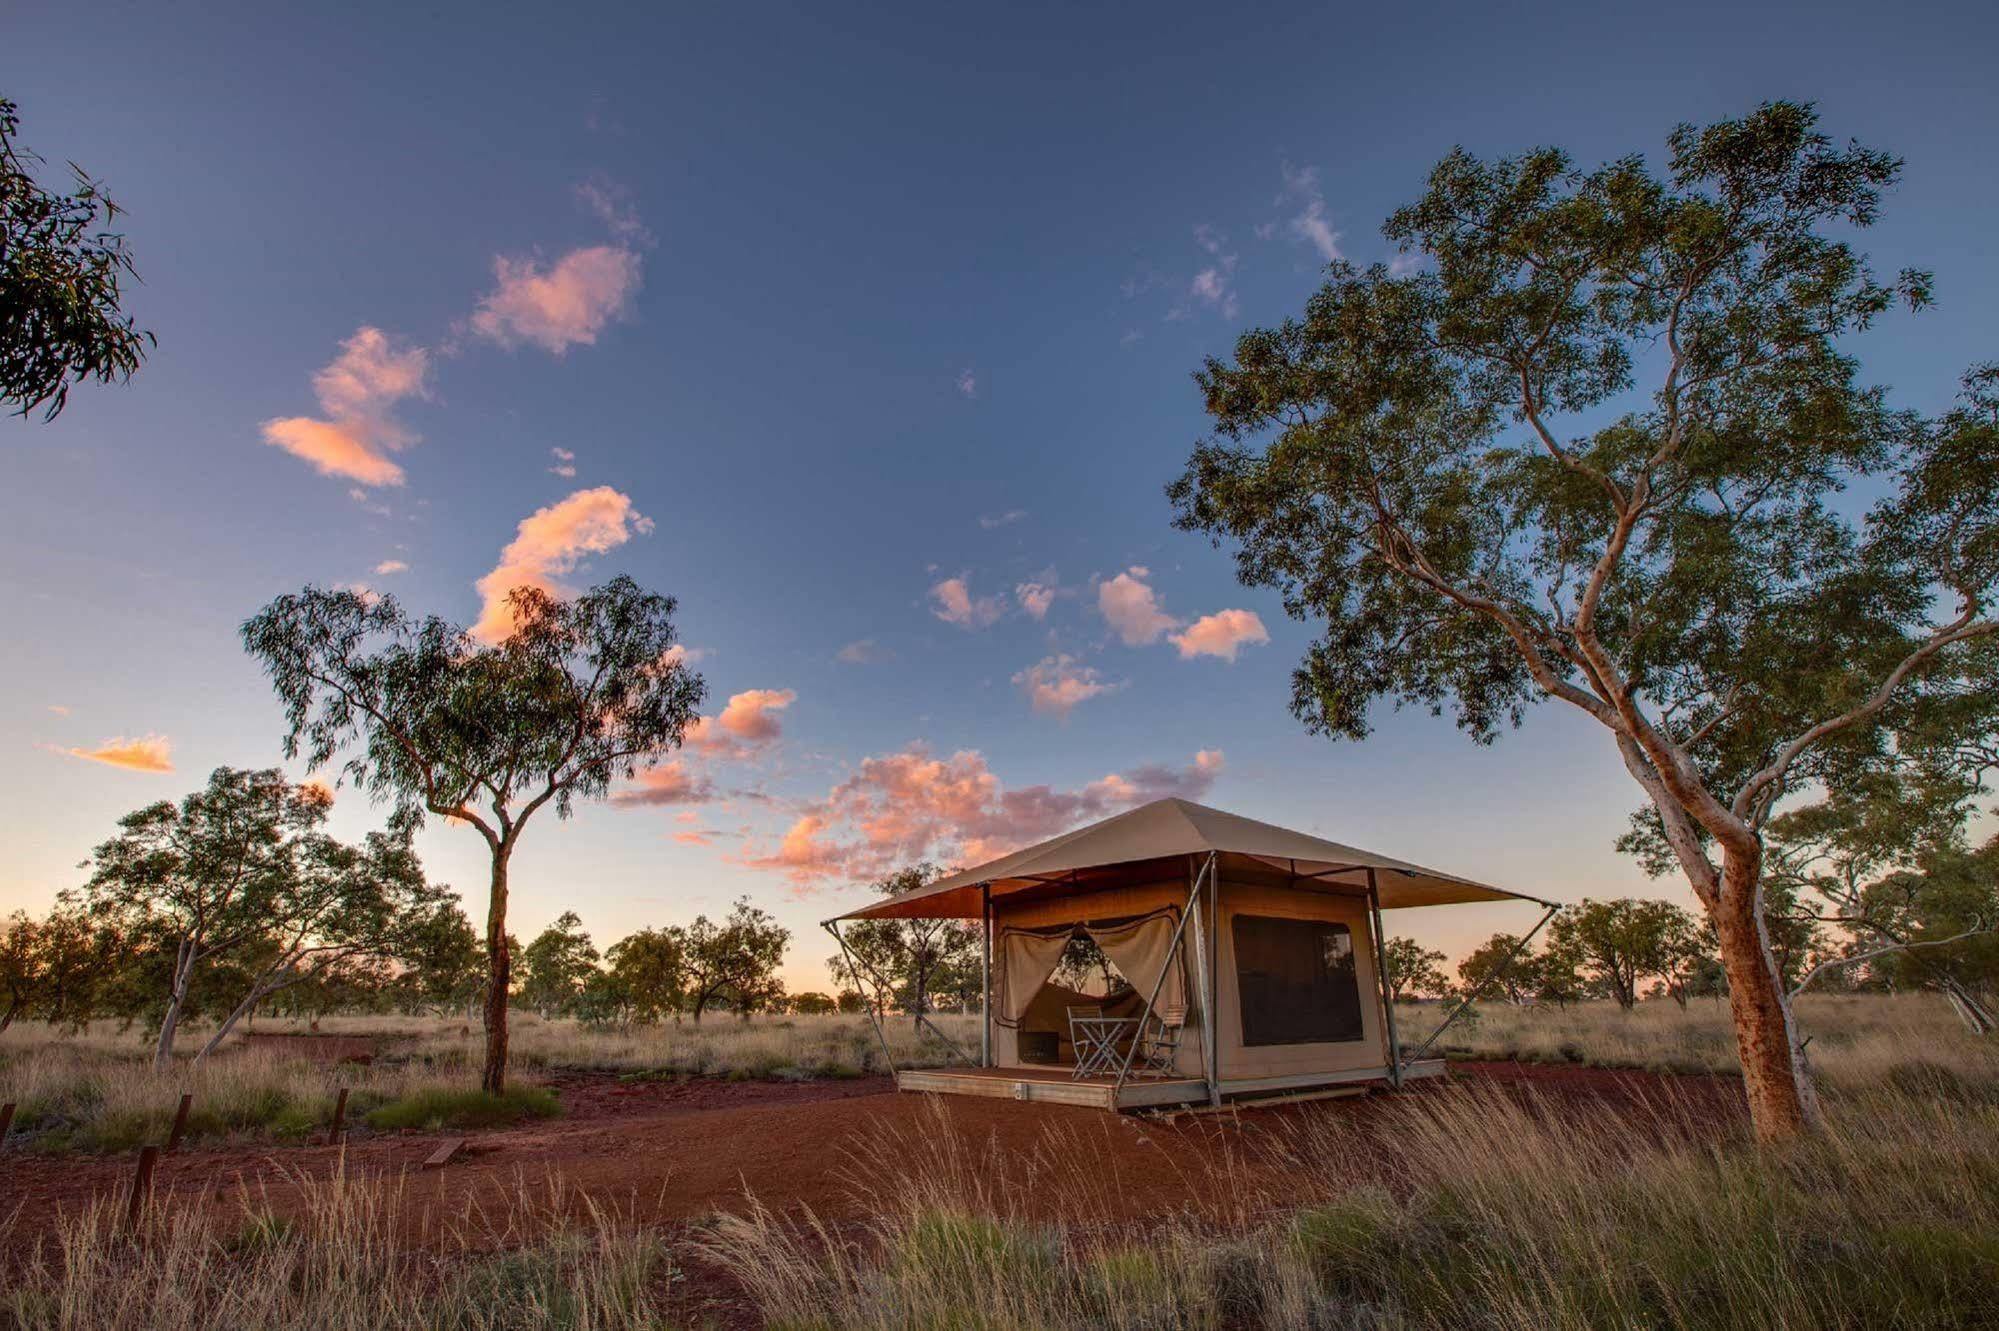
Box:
[0,1011,975,1152]
[4,997,1996,1329]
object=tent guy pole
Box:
[980,882,992,1068]
[1365,869,1403,1089]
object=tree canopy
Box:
[242,576,706,1092]
[0,96,151,421]
[1171,99,1997,1139]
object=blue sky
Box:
[7,0,1996,989]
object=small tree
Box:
[192,829,446,1060]
[1173,102,1998,1138]
[392,902,486,1018]
[518,911,600,1018]
[789,991,837,1015]
[1,97,152,420]
[1546,898,1695,1009]
[677,898,789,1022]
[242,577,705,1094]
[0,909,117,1034]
[601,927,687,1024]
[1381,936,1450,1003]
[74,768,328,1068]
[828,864,978,1029]
[1457,933,1538,1005]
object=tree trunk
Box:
[481,849,512,1096]
[195,979,276,1064]
[0,997,19,1034]
[1712,849,1822,1141]
[154,941,195,1072]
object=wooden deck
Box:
[895,1059,1448,1111]
[895,1065,1211,1110]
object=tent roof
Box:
[829,798,1555,921]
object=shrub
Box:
[365,1086,560,1132]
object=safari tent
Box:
[825,798,1557,1111]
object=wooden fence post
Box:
[126,1145,160,1228]
[166,1093,194,1154]
[328,1086,349,1146]
[0,1102,15,1148]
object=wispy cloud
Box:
[1097,566,1180,646]
[930,575,1004,630]
[737,746,1223,883]
[836,639,891,665]
[48,733,174,774]
[1279,160,1342,263]
[979,509,1026,530]
[955,368,979,399]
[1171,608,1270,661]
[548,446,577,478]
[470,246,642,355]
[1013,654,1119,718]
[1015,580,1056,620]
[373,559,409,575]
[610,759,716,807]
[472,486,652,641]
[261,327,430,487]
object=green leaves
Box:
[0,97,152,421]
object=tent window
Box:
[1232,914,1364,1046]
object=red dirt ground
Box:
[0,1058,1747,1247]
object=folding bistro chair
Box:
[1130,1003,1187,1078]
[1066,1004,1115,1079]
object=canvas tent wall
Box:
[827,797,1556,1103]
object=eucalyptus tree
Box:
[75,767,328,1068]
[191,829,446,1061]
[1171,101,1997,1139]
[677,897,789,1022]
[827,863,978,1029]
[242,577,706,1092]
[1,97,151,420]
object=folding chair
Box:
[1131,1003,1187,1078]
[1066,1004,1113,1079]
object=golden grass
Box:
[1397,991,1999,1093]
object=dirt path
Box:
[0,1062,1747,1242]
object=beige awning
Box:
[829,797,1553,921]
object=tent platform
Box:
[896,1066,1210,1110]
[896,1059,1449,1111]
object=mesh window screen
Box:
[1232,914,1364,1046]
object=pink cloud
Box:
[1171,608,1270,662]
[688,688,797,758]
[261,327,429,487]
[1098,566,1179,646]
[610,759,716,807]
[50,733,174,774]
[471,486,652,642]
[930,575,1003,630]
[470,246,642,354]
[1012,655,1119,718]
[736,745,1223,883]
[1015,581,1055,620]
[672,830,714,846]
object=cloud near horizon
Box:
[261,327,430,487]
[1171,608,1270,661]
[470,245,643,354]
[50,733,174,774]
[737,745,1223,883]
[471,486,652,641]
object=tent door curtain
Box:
[996,925,1071,1030]
[993,907,1197,1073]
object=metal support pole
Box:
[1410,902,1560,1060]
[1206,856,1221,1106]
[980,883,992,1068]
[1112,852,1214,1099]
[1366,869,1403,1089]
[1185,856,1220,1107]
[823,920,899,1075]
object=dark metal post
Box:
[0,1101,15,1148]
[166,1092,193,1154]
[1366,869,1403,1089]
